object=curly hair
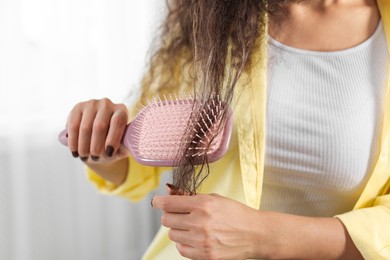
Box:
[140,0,291,194]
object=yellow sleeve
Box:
[86,156,170,202]
[335,194,390,260]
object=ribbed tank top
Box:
[260,21,389,217]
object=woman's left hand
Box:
[152,191,364,260]
[151,192,266,260]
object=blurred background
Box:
[0,0,170,259]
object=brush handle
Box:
[58,129,69,146]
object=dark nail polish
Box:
[80,156,88,162]
[166,183,179,195]
[72,151,79,158]
[66,133,68,138]
[105,145,114,157]
[166,183,177,190]
[91,155,100,161]
[150,198,154,207]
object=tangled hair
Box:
[140,0,291,194]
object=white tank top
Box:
[260,21,389,217]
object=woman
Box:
[65,0,390,259]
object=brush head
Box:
[123,96,233,166]
[59,96,233,167]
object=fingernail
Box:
[66,133,68,138]
[166,183,179,195]
[105,145,114,157]
[166,183,177,190]
[72,151,79,158]
[80,156,88,162]
[150,198,154,207]
[91,155,99,161]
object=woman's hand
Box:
[151,193,264,260]
[152,192,364,260]
[66,98,130,164]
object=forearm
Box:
[254,211,363,260]
[85,157,129,186]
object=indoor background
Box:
[0,0,169,259]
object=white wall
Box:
[0,1,169,259]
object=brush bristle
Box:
[128,95,226,165]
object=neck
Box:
[289,0,377,10]
[268,0,380,52]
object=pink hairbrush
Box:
[58,96,233,167]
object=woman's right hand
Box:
[66,98,131,164]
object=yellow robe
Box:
[88,1,390,258]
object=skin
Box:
[66,0,379,258]
[269,0,380,52]
[66,98,130,185]
[152,190,362,260]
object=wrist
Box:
[243,210,278,259]
[250,211,362,260]
[249,211,290,259]
[86,157,129,186]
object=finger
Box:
[67,110,82,158]
[161,212,190,230]
[89,109,113,160]
[78,109,97,159]
[105,107,128,157]
[168,229,193,244]
[175,243,196,259]
[152,195,195,213]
